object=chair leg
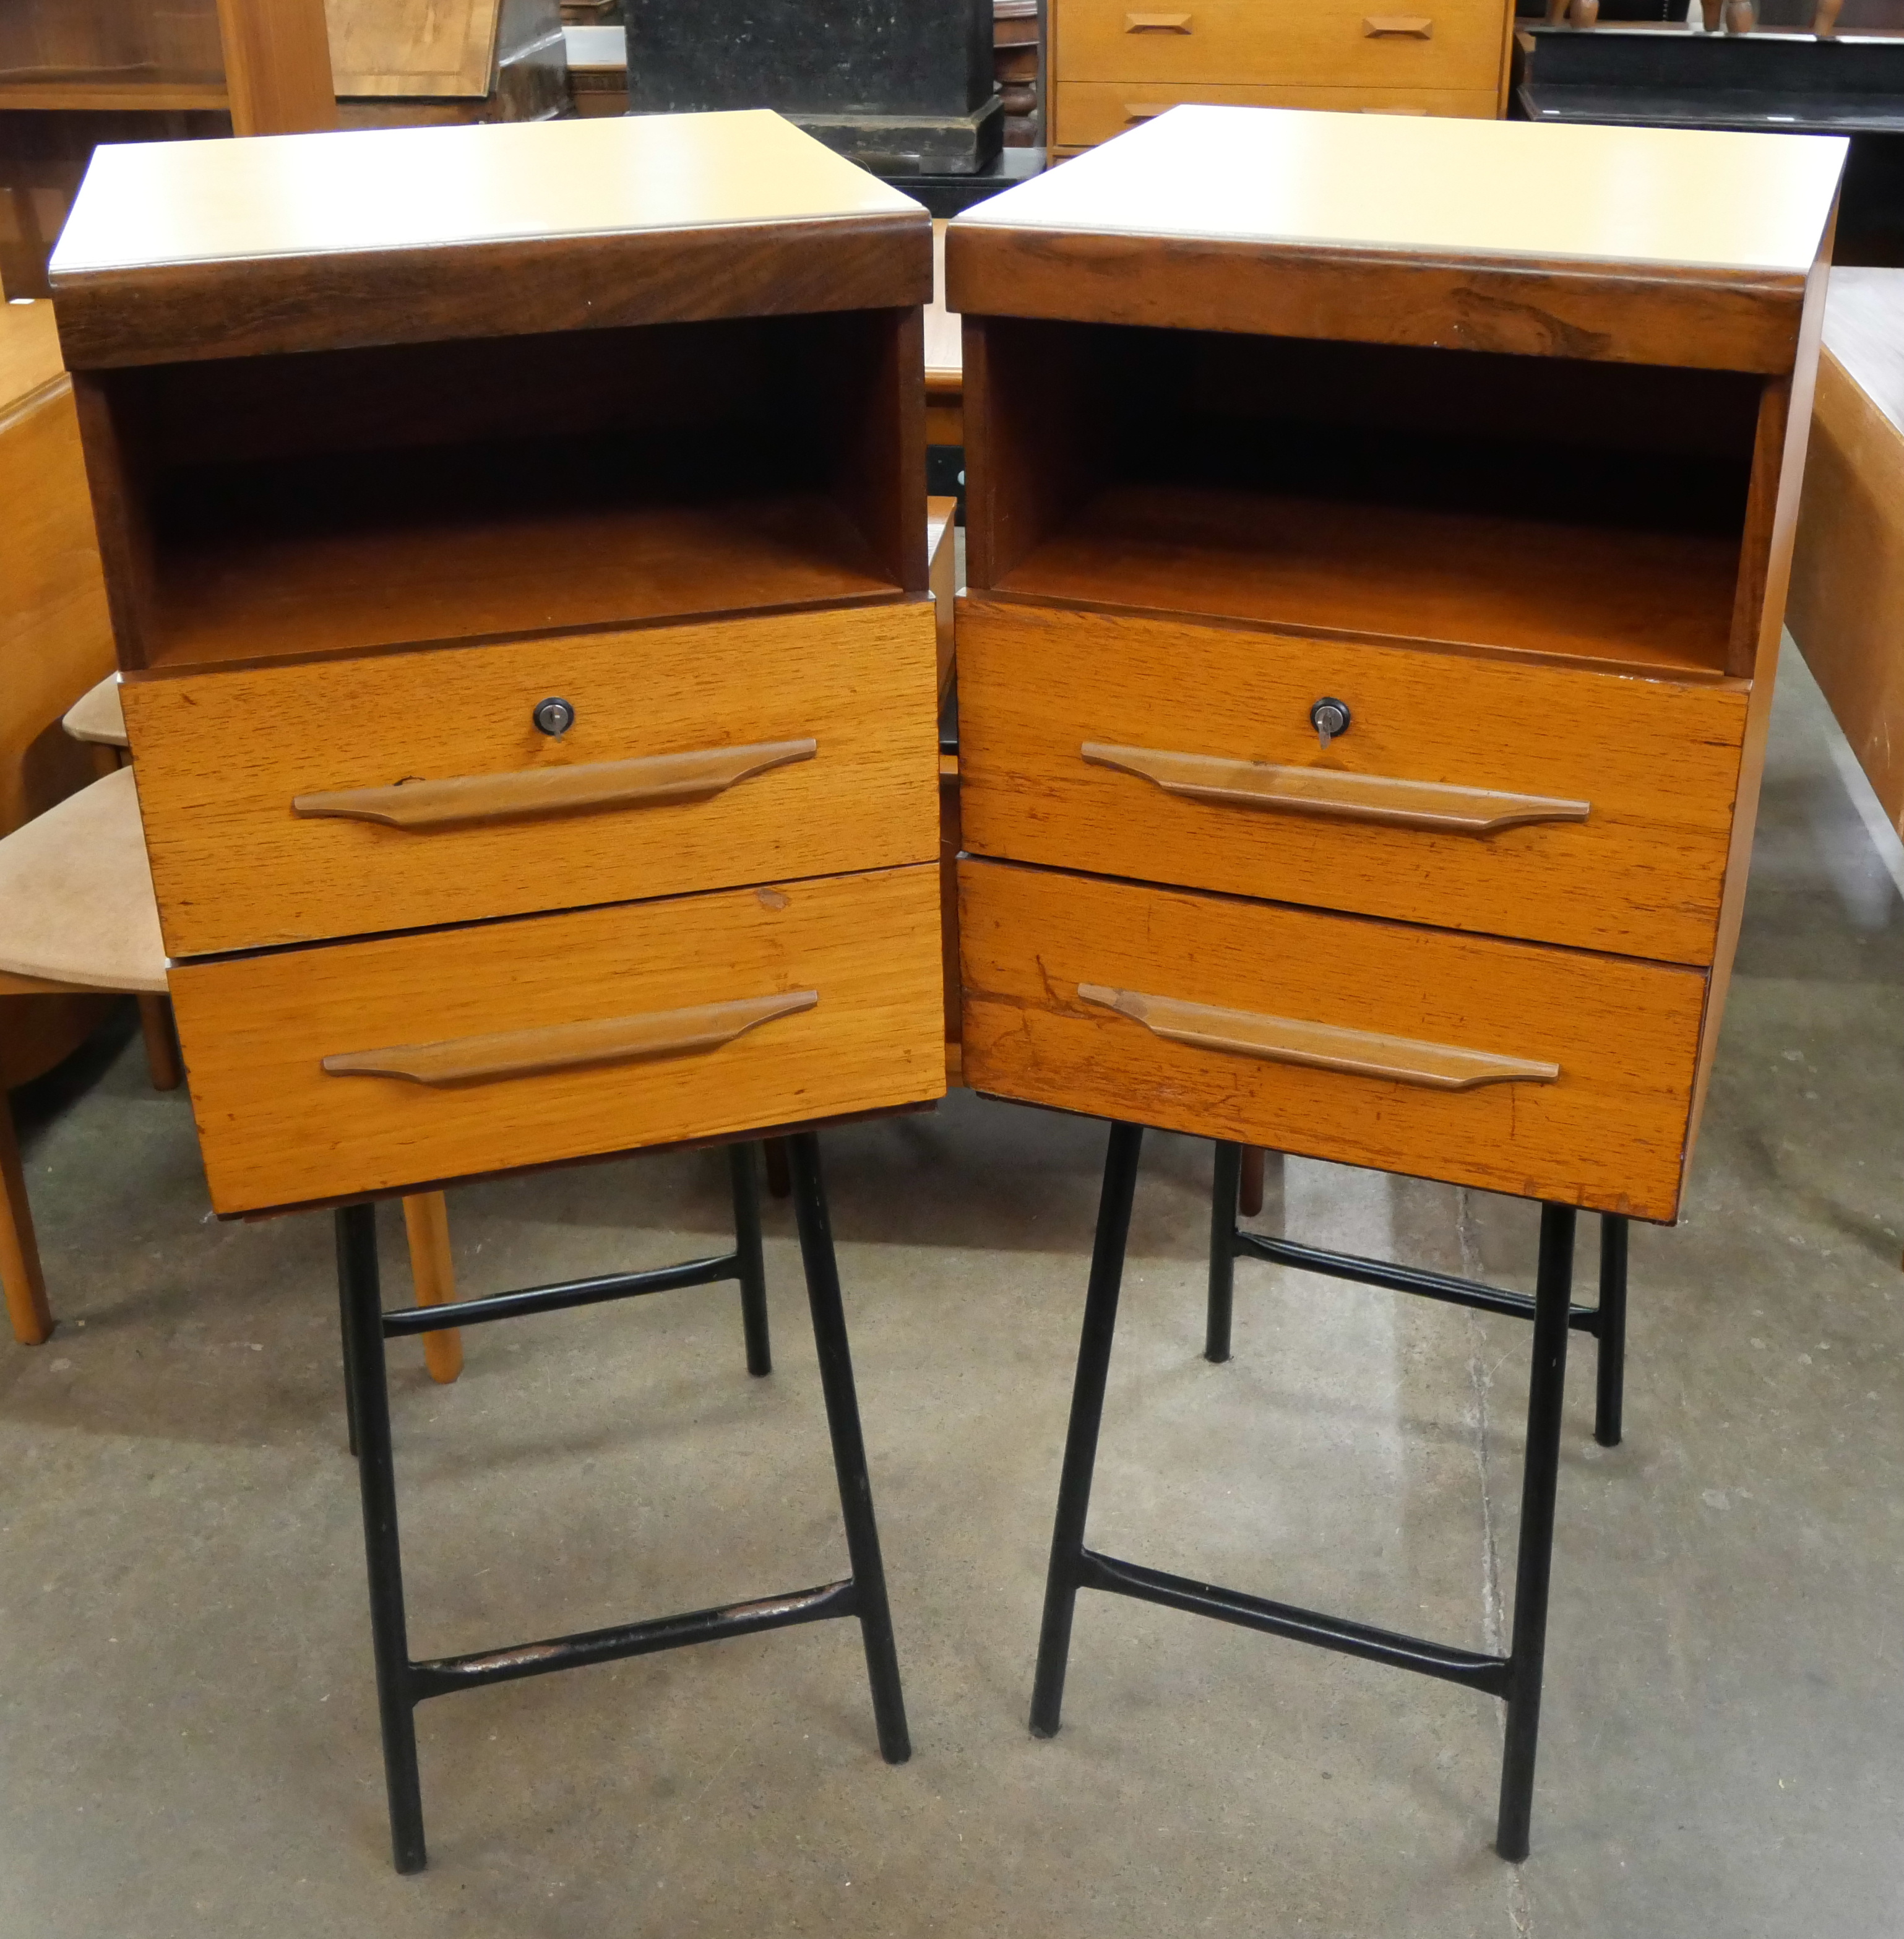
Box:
[1206,1139,1241,1364]
[785,1131,911,1764]
[729,1143,772,1376]
[337,1204,428,1874]
[136,994,183,1093]
[1594,1214,1627,1449]
[1495,1203,1577,1863]
[400,1193,462,1385]
[1238,1146,1266,1219]
[762,1136,793,1200]
[0,1096,53,1345]
[1031,1120,1146,1738]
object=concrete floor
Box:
[3,641,1900,1937]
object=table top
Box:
[954,104,1846,277]
[1822,264,1904,433]
[53,110,921,280]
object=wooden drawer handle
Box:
[322,990,818,1087]
[1081,742,1589,835]
[1076,984,1559,1091]
[1363,14,1434,32]
[1122,102,1171,120]
[293,738,817,831]
[1126,11,1192,27]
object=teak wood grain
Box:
[170,863,946,1216]
[124,600,940,958]
[948,109,1842,371]
[50,113,932,368]
[1053,82,1497,146]
[959,858,1707,1221]
[1788,275,1904,836]
[956,599,1747,964]
[214,0,337,136]
[1053,0,1504,89]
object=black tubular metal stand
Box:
[1032,1121,1578,1861]
[1208,1141,1629,1450]
[334,1134,908,1875]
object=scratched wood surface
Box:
[126,599,940,958]
[171,862,946,1214]
[959,857,1708,1221]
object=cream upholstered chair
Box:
[0,762,463,1378]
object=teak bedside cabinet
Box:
[50,109,941,1873]
[947,105,1845,1857]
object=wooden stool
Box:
[0,767,463,1375]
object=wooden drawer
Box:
[958,601,1747,965]
[171,863,944,1214]
[1053,80,1498,146]
[124,600,939,959]
[1056,0,1506,92]
[958,859,1707,1220]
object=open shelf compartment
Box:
[966,320,1767,680]
[88,307,925,672]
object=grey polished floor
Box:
[2,642,1899,1938]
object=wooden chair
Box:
[0,764,464,1378]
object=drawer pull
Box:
[1126,11,1193,27]
[1080,742,1589,834]
[1363,13,1434,31]
[292,738,817,831]
[1076,984,1560,1091]
[1122,101,1171,120]
[322,990,819,1087]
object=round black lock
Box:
[533,696,576,737]
[1309,697,1351,746]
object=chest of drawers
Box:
[50,109,946,1217]
[947,105,1845,1225]
[1048,0,1514,152]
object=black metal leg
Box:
[1594,1214,1627,1449]
[1030,1120,1146,1738]
[1206,1140,1241,1364]
[785,1133,911,1764]
[337,1203,428,1875]
[334,1209,360,1461]
[729,1143,772,1378]
[1495,1202,1576,1863]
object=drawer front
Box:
[1054,80,1497,145]
[958,601,1747,965]
[171,864,944,1214]
[959,860,1706,1220]
[1056,0,1506,92]
[124,600,939,959]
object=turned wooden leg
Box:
[401,1192,462,1384]
[137,995,183,1092]
[0,1097,52,1345]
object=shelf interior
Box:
[976,322,1764,678]
[113,311,918,669]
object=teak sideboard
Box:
[49,109,946,1220]
[947,106,1846,1227]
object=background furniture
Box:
[0,0,335,298]
[1048,0,1515,155]
[329,0,567,129]
[51,108,942,1873]
[948,103,1843,1857]
[1514,25,1904,264]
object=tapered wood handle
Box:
[1077,985,1559,1090]
[1363,14,1433,32]
[322,990,819,1087]
[1123,102,1171,119]
[1126,11,1193,27]
[1081,742,1589,834]
[293,738,817,830]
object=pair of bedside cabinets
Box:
[48,104,1840,1869]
